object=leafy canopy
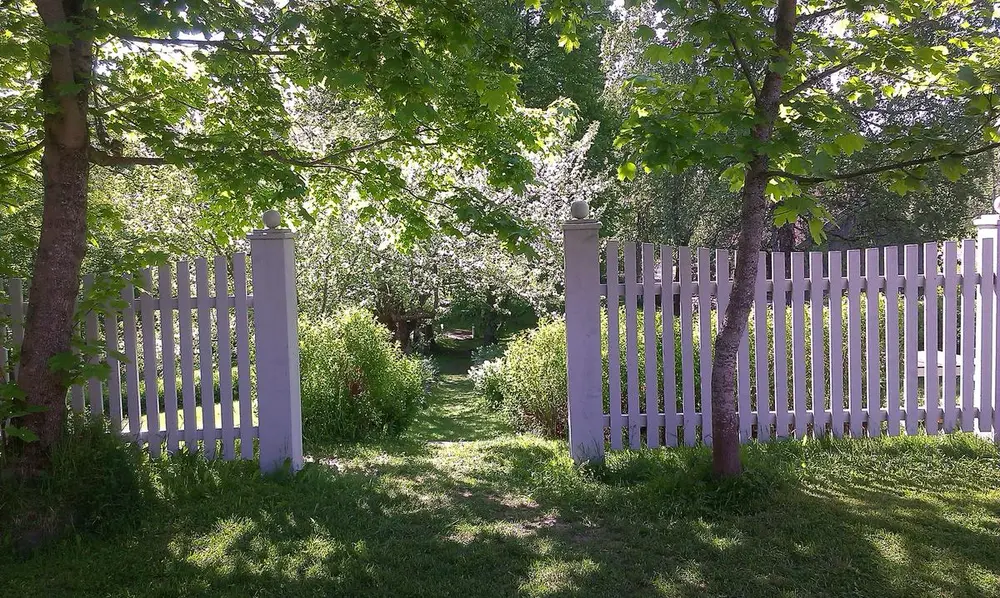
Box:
[616,0,1000,238]
[0,0,594,250]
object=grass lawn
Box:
[404,351,510,443]
[2,356,999,596]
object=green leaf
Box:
[721,164,745,191]
[4,425,39,442]
[642,44,672,64]
[939,157,968,182]
[808,217,826,244]
[635,25,656,41]
[835,133,866,156]
[617,162,637,181]
[479,88,508,112]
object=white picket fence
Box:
[562,213,1000,462]
[0,221,303,472]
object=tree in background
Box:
[617,0,1000,476]
[296,117,611,350]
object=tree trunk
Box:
[710,0,797,478]
[15,0,92,473]
[394,319,413,353]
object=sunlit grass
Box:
[4,351,999,596]
[2,433,998,597]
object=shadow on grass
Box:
[2,435,998,597]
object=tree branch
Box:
[797,4,847,24]
[0,141,44,168]
[89,148,168,166]
[767,142,1000,183]
[114,34,293,56]
[711,0,761,103]
[780,53,863,103]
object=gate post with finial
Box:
[563,200,605,463]
[249,210,304,473]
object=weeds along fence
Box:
[563,212,1000,463]
[0,220,303,473]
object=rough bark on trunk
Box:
[710,0,797,478]
[15,0,92,473]
[394,319,414,353]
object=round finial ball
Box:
[570,200,590,220]
[993,195,1000,214]
[262,210,282,229]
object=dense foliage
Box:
[299,308,433,444]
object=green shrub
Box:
[478,294,911,440]
[494,320,568,437]
[469,358,506,409]
[471,343,505,364]
[299,307,430,444]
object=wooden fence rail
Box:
[0,217,302,473]
[563,210,1000,463]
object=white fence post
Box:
[563,200,605,463]
[974,201,999,440]
[249,210,303,473]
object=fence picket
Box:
[884,246,901,437]
[829,251,845,437]
[196,258,216,458]
[989,238,1000,436]
[140,269,161,457]
[807,253,824,436]
[996,239,1000,442]
[942,242,958,432]
[791,253,807,439]
[865,248,881,436]
[904,244,920,435]
[121,280,141,440]
[105,300,123,432]
[773,253,790,439]
[679,247,696,446]
[847,250,863,437]
[177,262,197,450]
[661,246,678,447]
[698,248,713,445]
[642,244,659,448]
[623,242,640,447]
[82,275,103,415]
[753,252,770,441]
[924,242,940,435]
[216,256,236,460]
[159,264,179,453]
[977,239,995,435]
[606,241,622,449]
[960,240,976,432]
[233,253,254,459]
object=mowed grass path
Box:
[405,351,510,443]
[2,355,999,597]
